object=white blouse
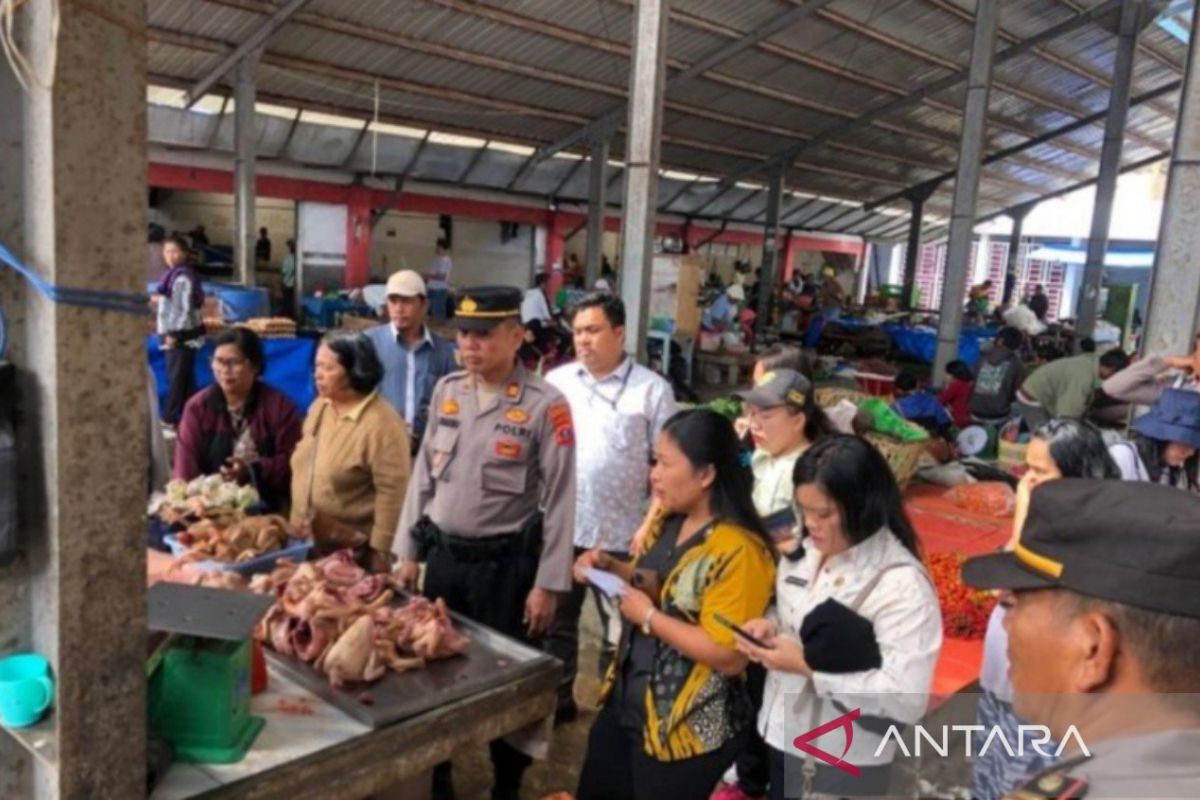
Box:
[758,527,943,766]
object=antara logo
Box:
[874,723,1090,760]
[794,709,1091,777]
[792,707,861,777]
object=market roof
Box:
[145,0,1191,242]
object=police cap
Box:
[963,479,1200,617]
[452,286,522,331]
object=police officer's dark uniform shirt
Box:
[394,364,576,592]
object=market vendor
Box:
[394,285,576,800]
[174,327,303,511]
[290,331,411,573]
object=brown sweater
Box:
[290,392,411,552]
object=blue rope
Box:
[0,239,151,317]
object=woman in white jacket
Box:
[736,435,942,799]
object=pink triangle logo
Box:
[791,707,862,777]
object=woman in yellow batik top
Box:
[573,408,775,800]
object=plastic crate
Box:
[163,535,312,576]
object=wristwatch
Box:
[641,608,657,636]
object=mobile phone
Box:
[714,613,771,649]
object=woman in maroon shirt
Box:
[174,328,303,511]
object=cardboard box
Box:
[649,254,701,336]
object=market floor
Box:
[450,598,604,800]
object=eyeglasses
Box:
[211,356,248,371]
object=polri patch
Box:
[505,407,530,424]
[442,398,460,416]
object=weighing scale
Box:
[147,583,273,764]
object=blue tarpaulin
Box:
[147,335,318,417]
[813,318,996,369]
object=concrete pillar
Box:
[1144,6,1200,356]
[933,0,999,386]
[585,136,610,289]
[618,0,669,361]
[234,52,261,287]
[545,210,565,273]
[345,186,372,288]
[1003,205,1030,306]
[0,0,148,796]
[1076,0,1145,343]
[757,168,786,336]
[901,184,934,309]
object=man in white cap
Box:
[365,270,457,452]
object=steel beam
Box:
[586,135,611,288]
[506,152,540,191]
[186,0,315,106]
[403,131,433,178]
[1075,0,1146,343]
[550,157,587,197]
[619,0,669,361]
[457,140,491,185]
[757,168,786,337]
[933,0,999,386]
[659,176,703,211]
[341,120,371,168]
[537,0,838,160]
[864,78,1182,213]
[698,0,1123,202]
[1145,6,1200,357]
[233,51,261,286]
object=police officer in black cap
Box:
[963,479,1200,799]
[394,285,576,800]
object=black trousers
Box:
[164,344,197,425]
[543,546,626,710]
[733,663,770,795]
[766,746,892,800]
[424,542,537,797]
[577,700,744,800]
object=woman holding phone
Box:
[574,409,775,800]
[736,435,941,799]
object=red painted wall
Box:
[148,162,864,289]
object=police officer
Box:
[963,479,1200,799]
[394,285,575,800]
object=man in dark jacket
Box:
[969,326,1025,422]
[1027,284,1050,321]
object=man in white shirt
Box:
[424,239,453,319]
[544,292,678,724]
[520,272,554,325]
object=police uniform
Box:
[963,480,1200,800]
[393,286,575,799]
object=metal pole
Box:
[1145,5,1200,356]
[1075,0,1146,343]
[1003,205,1031,306]
[586,135,610,289]
[618,0,669,361]
[901,190,927,310]
[757,167,785,338]
[932,0,998,387]
[234,51,261,287]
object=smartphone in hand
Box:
[714,613,772,649]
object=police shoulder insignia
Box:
[442,398,460,416]
[505,408,530,424]
[547,402,573,431]
[506,383,520,399]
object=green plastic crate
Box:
[148,637,264,763]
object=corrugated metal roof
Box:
[145,0,1185,240]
